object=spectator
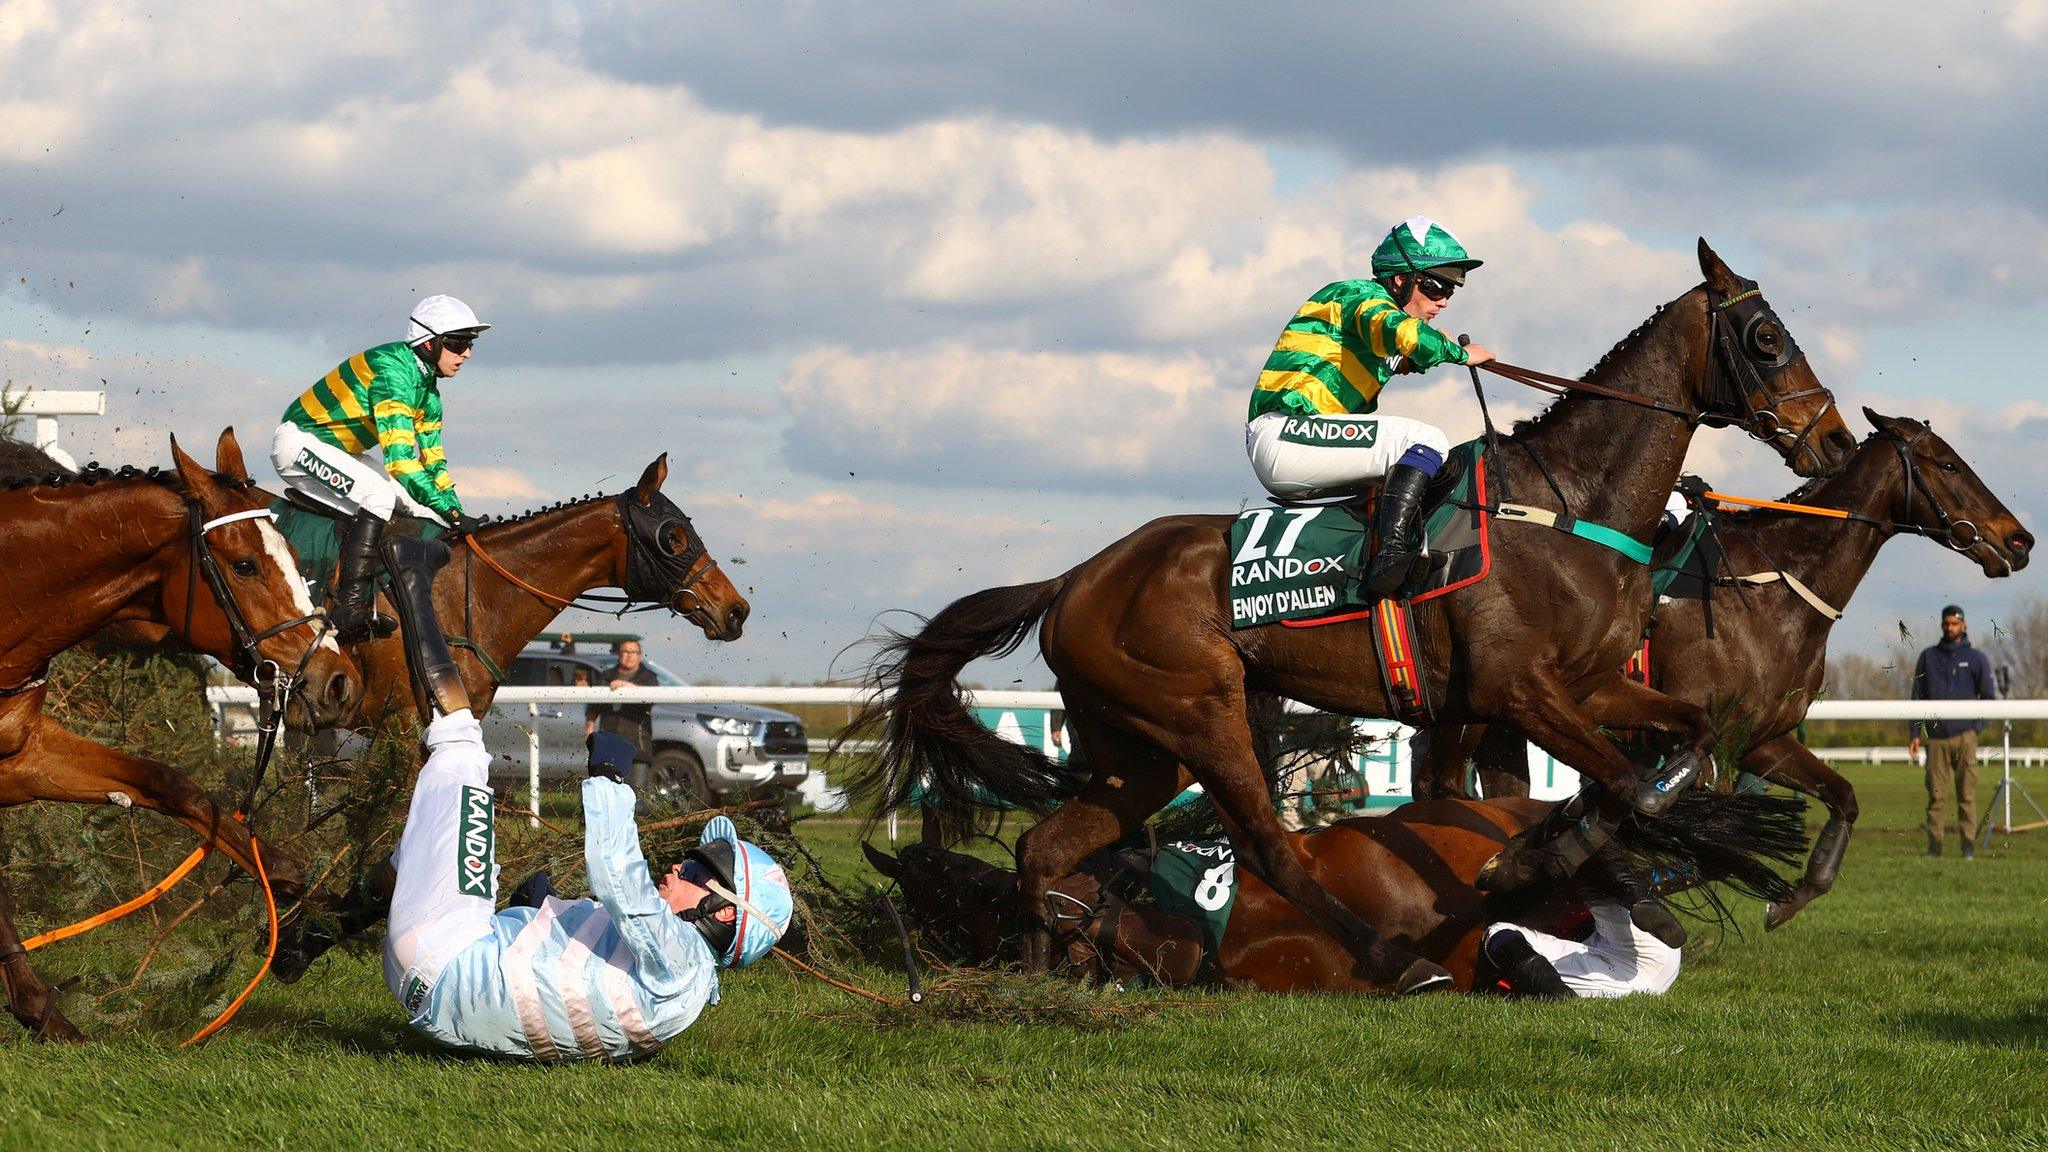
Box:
[585,640,659,764]
[1909,605,1997,859]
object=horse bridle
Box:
[616,491,714,612]
[1878,423,1998,566]
[1703,281,1838,475]
[182,503,330,790]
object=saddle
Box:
[1226,439,1492,632]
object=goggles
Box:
[1413,273,1456,302]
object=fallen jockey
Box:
[1246,216,1499,597]
[870,790,1806,999]
[382,723,793,1062]
[1482,902,1682,999]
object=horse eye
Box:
[232,557,261,577]
[1940,461,1959,474]
[1749,321,1783,357]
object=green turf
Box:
[2,764,2044,1152]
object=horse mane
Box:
[488,490,618,528]
[1506,298,1681,439]
[0,440,253,495]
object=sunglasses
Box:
[441,335,477,353]
[1413,274,1456,302]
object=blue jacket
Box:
[1911,635,1996,740]
[409,777,720,1062]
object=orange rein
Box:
[24,815,281,1047]
[465,534,576,610]
[1702,490,1853,520]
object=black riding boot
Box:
[1484,928,1572,999]
[1364,463,1435,598]
[328,512,396,643]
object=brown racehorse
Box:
[867,790,1808,995]
[845,242,1858,994]
[323,453,748,726]
[1414,409,2033,930]
[0,430,362,1039]
[111,454,750,727]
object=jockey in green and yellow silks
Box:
[1246,216,1498,597]
[271,295,489,642]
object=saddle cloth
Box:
[1226,439,1490,630]
[271,494,444,605]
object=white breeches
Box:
[1485,903,1682,999]
[383,711,499,1005]
[272,422,444,524]
[1245,412,1451,500]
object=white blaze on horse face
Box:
[254,518,341,654]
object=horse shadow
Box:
[1892,999,2048,1050]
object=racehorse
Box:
[1414,409,2032,929]
[111,453,749,728]
[0,430,362,1039]
[844,241,1858,994]
[865,790,1808,995]
[320,453,748,726]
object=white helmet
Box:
[407,295,491,346]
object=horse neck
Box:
[1725,442,1896,623]
[1507,291,1709,538]
[455,499,625,664]
[0,483,184,673]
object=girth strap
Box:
[0,664,51,699]
[1726,571,1842,620]
[1494,503,1654,564]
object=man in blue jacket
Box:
[383,717,794,1061]
[1908,604,1998,859]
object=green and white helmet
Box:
[1371,216,1483,284]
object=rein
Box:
[462,492,719,617]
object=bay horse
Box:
[866,789,1809,995]
[845,241,1857,993]
[1414,409,2032,929]
[110,453,749,727]
[0,430,362,1039]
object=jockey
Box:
[270,295,488,642]
[1482,901,1682,999]
[1246,217,1497,597]
[383,724,794,1063]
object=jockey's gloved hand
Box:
[587,731,635,784]
[444,510,484,536]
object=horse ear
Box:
[861,841,903,880]
[213,426,250,484]
[1696,238,1744,297]
[170,434,221,507]
[1862,406,1907,435]
[633,454,668,507]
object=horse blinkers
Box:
[618,492,711,609]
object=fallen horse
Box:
[867,790,1809,997]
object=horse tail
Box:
[838,575,1082,832]
[1601,790,1808,911]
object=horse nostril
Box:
[2012,532,2034,555]
[727,603,749,634]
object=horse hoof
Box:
[1629,899,1686,948]
[37,1011,85,1044]
[1476,847,1536,893]
[1764,896,1804,933]
[1396,958,1454,996]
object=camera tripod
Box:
[1975,719,2047,851]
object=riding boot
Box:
[379,534,471,717]
[327,512,397,643]
[1484,929,1572,999]
[273,857,396,985]
[1364,463,1435,598]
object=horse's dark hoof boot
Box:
[1395,958,1454,996]
[1629,899,1686,948]
[1484,930,1571,999]
[1634,751,1702,815]
[1764,888,1813,933]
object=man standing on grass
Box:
[1908,604,1997,859]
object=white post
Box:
[2004,721,2013,835]
[16,390,106,473]
[528,702,542,829]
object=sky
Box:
[2,1,2044,686]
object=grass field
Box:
[3,763,2045,1152]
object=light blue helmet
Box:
[689,816,794,967]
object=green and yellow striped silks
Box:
[282,341,462,515]
[1248,279,1466,422]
